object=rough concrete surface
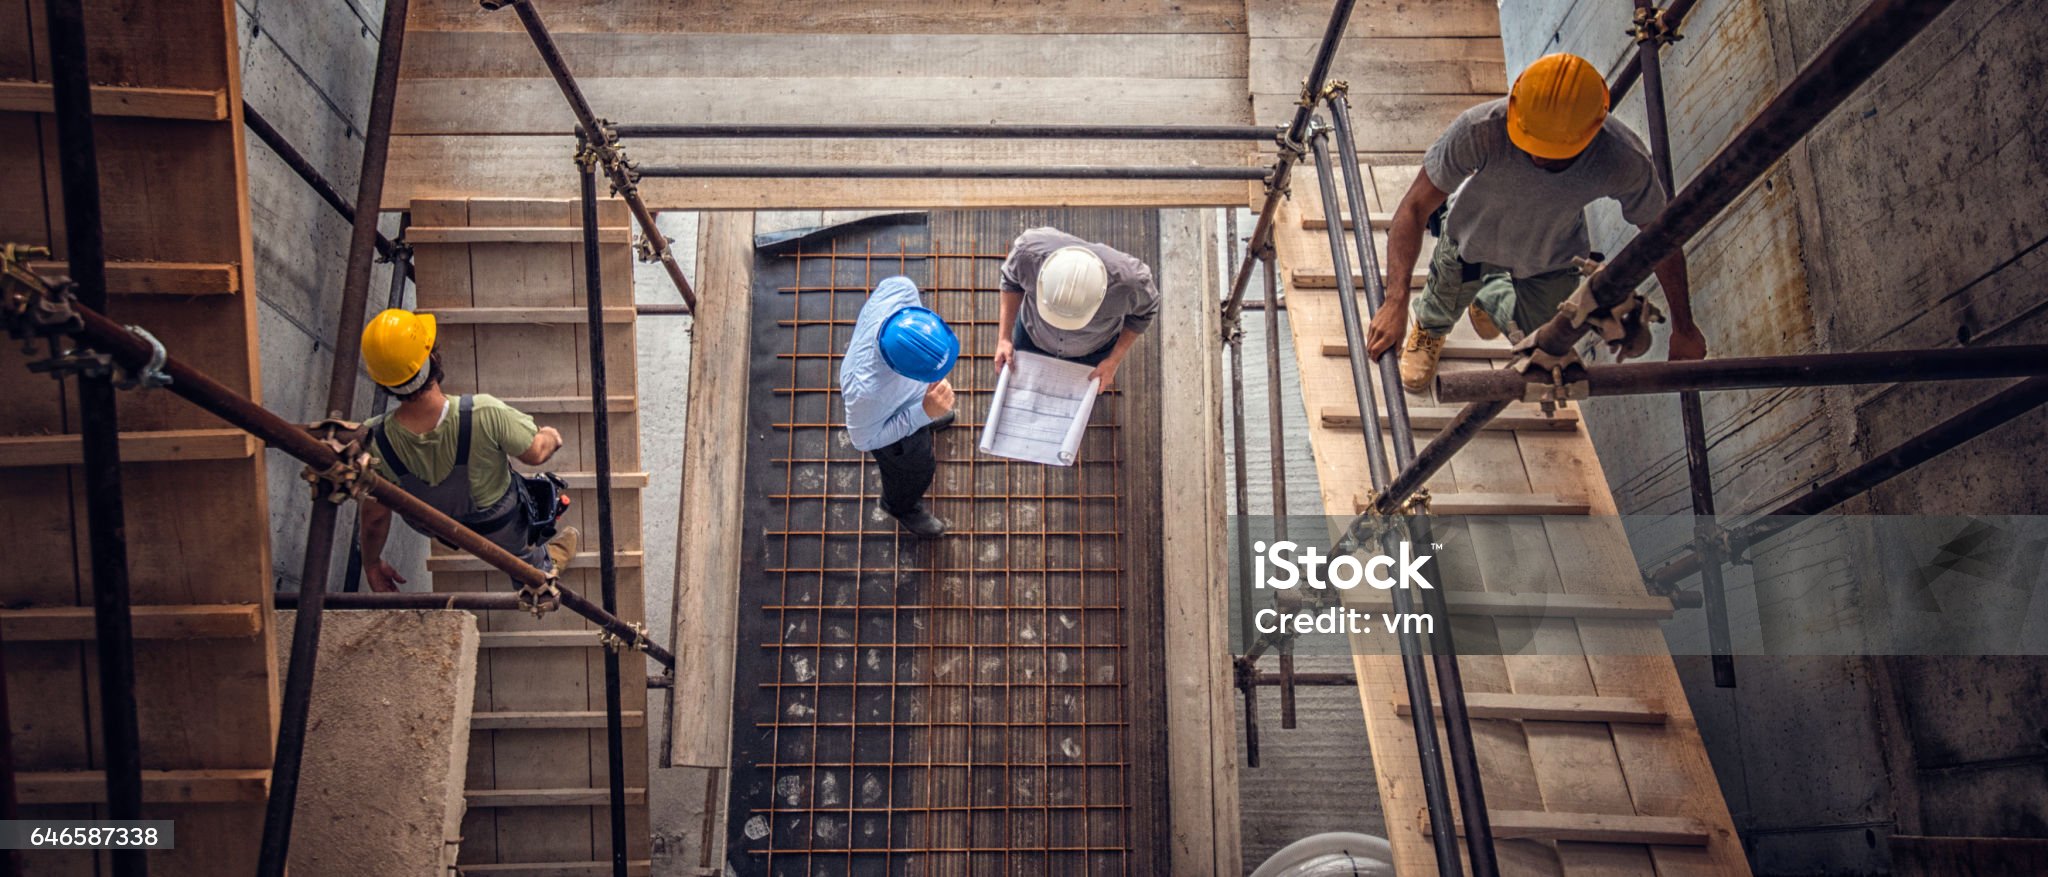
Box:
[277,610,479,876]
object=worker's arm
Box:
[1086,328,1142,394]
[357,497,406,593]
[1366,174,1451,357]
[1653,251,1705,360]
[516,425,562,466]
[993,290,1024,372]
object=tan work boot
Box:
[1467,303,1503,340]
[1399,327,1448,394]
[545,526,580,572]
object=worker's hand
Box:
[1366,299,1410,358]
[992,338,1016,373]
[922,380,956,419]
[1087,358,1121,394]
[365,560,406,594]
[1668,321,1707,361]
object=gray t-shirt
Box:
[1422,98,1666,277]
[1000,227,1159,358]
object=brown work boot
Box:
[545,526,580,572]
[1399,327,1448,394]
[1467,303,1502,340]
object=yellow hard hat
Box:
[1506,53,1610,160]
[361,308,438,392]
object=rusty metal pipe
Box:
[1609,0,1701,106]
[616,122,1275,140]
[638,164,1267,180]
[1436,344,2048,402]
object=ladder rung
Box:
[427,306,635,325]
[465,787,647,808]
[0,80,226,121]
[0,604,262,641]
[0,429,257,468]
[1430,809,1711,846]
[1320,405,1577,431]
[29,260,239,295]
[408,226,629,245]
[478,630,602,649]
[494,395,637,414]
[1322,337,1510,361]
[1346,591,1675,620]
[553,471,650,489]
[1395,692,1668,724]
[426,550,643,573]
[456,861,652,876]
[1355,492,1591,516]
[17,769,268,805]
[1302,211,1394,231]
[1291,269,1428,290]
[471,710,646,730]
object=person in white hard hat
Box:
[992,227,1160,393]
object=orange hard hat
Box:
[1507,53,1610,160]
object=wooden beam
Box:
[1347,591,1676,620]
[1319,405,1577,431]
[1302,211,1394,231]
[1292,268,1428,290]
[554,471,651,490]
[1354,492,1591,516]
[1322,337,1509,360]
[17,769,269,804]
[1428,809,1712,846]
[426,550,642,573]
[428,306,635,325]
[29,260,240,295]
[1395,691,1668,724]
[471,710,647,730]
[0,429,258,467]
[407,226,630,244]
[465,788,648,808]
[1,604,262,641]
[496,394,637,413]
[478,630,602,649]
[0,79,227,121]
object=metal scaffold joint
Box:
[518,575,563,616]
[1629,5,1685,45]
[300,419,374,505]
[4,245,169,391]
[599,620,652,654]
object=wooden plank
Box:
[17,769,269,804]
[406,0,1247,34]
[1394,692,1669,724]
[428,306,635,325]
[1323,337,1510,360]
[1429,809,1713,846]
[1292,268,1428,290]
[408,226,630,244]
[455,862,652,877]
[465,788,648,808]
[494,395,636,414]
[28,260,239,294]
[427,550,642,574]
[1249,0,1501,38]
[470,710,646,730]
[1320,405,1579,431]
[0,79,226,120]
[1249,37,1506,95]
[0,429,258,467]
[668,212,752,769]
[1,604,262,641]
[478,630,601,649]
[552,471,649,490]
[1346,591,1677,620]
[1354,492,1592,516]
[1302,211,1394,231]
[1253,93,1482,152]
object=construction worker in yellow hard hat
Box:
[353,308,579,592]
[1366,52,1706,392]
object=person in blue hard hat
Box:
[841,275,961,538]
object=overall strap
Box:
[455,394,475,468]
[371,420,412,481]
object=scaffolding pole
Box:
[576,132,634,877]
[1434,344,2048,402]
[615,122,1276,140]
[491,0,697,312]
[41,4,145,874]
[636,164,1267,180]
[342,225,414,594]
[1608,0,1700,106]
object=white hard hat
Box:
[1035,246,1108,331]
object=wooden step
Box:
[1346,591,1676,620]
[1320,405,1577,432]
[472,710,646,730]
[1395,692,1668,724]
[1291,269,1428,290]
[1323,337,1510,361]
[29,260,239,295]
[1431,809,1711,846]
[554,471,651,490]
[456,861,652,877]
[0,428,258,467]
[1303,211,1394,231]
[429,306,635,325]
[0,79,226,121]
[18,769,268,805]
[496,395,637,414]
[408,226,630,245]
[1354,492,1591,516]
[479,630,603,649]
[427,550,643,573]
[466,787,647,808]
[1,604,262,641]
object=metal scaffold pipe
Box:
[1434,344,2048,402]
[636,164,1268,180]
[1608,0,1700,106]
[614,122,1277,140]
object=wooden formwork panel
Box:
[0,1,275,874]
[408,197,651,871]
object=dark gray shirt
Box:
[999,227,1159,358]
[1423,98,1666,276]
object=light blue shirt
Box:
[840,276,936,452]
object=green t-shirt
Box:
[367,394,539,508]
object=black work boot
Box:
[890,505,948,539]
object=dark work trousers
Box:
[1011,320,1116,367]
[870,421,938,518]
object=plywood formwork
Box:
[407,197,652,874]
[0,1,277,872]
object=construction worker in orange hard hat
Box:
[354,308,580,591]
[1365,52,1706,393]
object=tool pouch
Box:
[517,471,572,545]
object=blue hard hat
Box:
[877,306,959,382]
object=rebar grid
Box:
[747,225,1132,875]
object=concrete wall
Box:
[1496,0,2048,871]
[238,0,424,592]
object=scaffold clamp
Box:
[599,620,651,654]
[518,576,562,617]
[114,325,172,391]
[301,419,373,505]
